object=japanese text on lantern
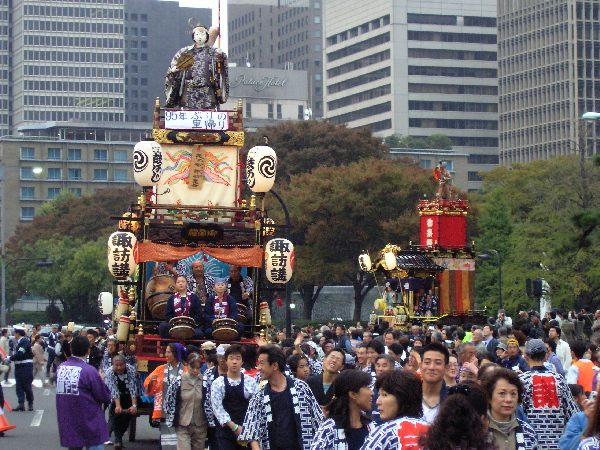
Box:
[111,233,133,279]
[269,239,289,282]
[164,110,229,130]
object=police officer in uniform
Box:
[3,326,34,411]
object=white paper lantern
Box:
[98,292,114,315]
[247,146,277,193]
[358,252,372,272]
[383,251,397,270]
[265,238,294,284]
[107,231,137,280]
[133,141,163,186]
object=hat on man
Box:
[13,325,25,335]
[525,339,546,357]
[201,341,217,351]
[216,343,230,357]
[496,342,507,351]
[506,338,519,348]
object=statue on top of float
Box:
[432,160,452,199]
[165,21,229,110]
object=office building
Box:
[0,0,9,137]
[10,0,126,128]
[323,0,498,191]
[498,0,600,165]
[0,121,146,241]
[227,0,323,119]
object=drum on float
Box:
[146,275,176,319]
[212,318,238,341]
[169,316,195,339]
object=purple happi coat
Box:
[55,357,111,447]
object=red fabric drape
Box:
[135,242,264,268]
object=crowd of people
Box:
[3,307,600,449]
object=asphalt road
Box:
[1,379,161,449]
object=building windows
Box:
[314,16,320,24]
[246,102,252,118]
[408,66,497,78]
[328,101,391,124]
[277,104,282,119]
[94,149,108,161]
[69,188,82,197]
[48,187,61,199]
[468,154,499,164]
[20,167,34,179]
[408,83,498,96]
[369,119,392,132]
[407,13,457,26]
[48,168,62,180]
[114,168,128,181]
[298,105,304,120]
[409,118,498,130]
[327,32,390,62]
[47,148,61,160]
[20,147,35,160]
[268,103,273,119]
[407,31,496,44]
[113,150,128,162]
[20,207,35,221]
[327,50,390,78]
[328,84,391,111]
[68,168,81,180]
[94,169,108,181]
[468,171,483,181]
[420,160,432,169]
[68,148,81,160]
[328,67,391,95]
[20,187,34,199]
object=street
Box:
[1,379,160,449]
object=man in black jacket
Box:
[306,348,344,406]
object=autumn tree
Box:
[273,157,436,320]
[245,121,389,180]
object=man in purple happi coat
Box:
[56,335,111,450]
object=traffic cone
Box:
[0,406,16,433]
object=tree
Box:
[7,187,138,254]
[245,121,389,180]
[17,237,112,322]
[274,157,436,320]
[473,156,600,314]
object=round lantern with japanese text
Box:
[246,146,277,193]
[264,238,294,284]
[133,141,163,186]
[107,231,137,280]
[358,252,372,272]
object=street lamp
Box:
[1,257,54,326]
[477,249,502,310]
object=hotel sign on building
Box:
[223,66,309,128]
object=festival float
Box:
[104,19,292,436]
[360,165,485,331]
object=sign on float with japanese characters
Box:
[164,109,230,130]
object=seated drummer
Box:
[204,278,243,338]
[159,275,204,339]
[227,265,253,317]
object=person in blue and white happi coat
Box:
[239,345,323,450]
[311,369,374,450]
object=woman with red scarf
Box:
[159,275,204,339]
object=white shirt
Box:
[422,400,440,424]
[556,339,572,371]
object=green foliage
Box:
[6,187,137,322]
[245,121,389,180]
[384,133,452,150]
[474,156,600,314]
[17,237,112,322]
